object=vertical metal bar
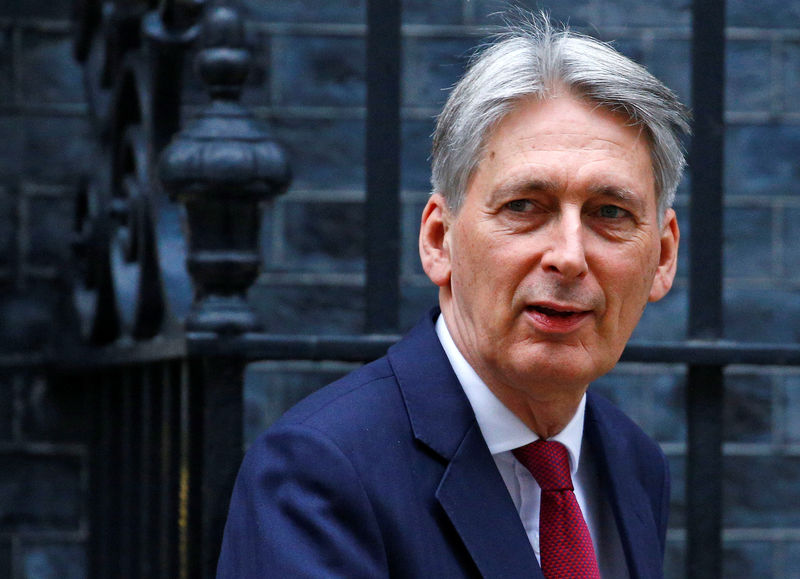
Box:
[179,360,192,579]
[687,0,726,577]
[186,359,203,579]
[133,368,143,578]
[87,378,97,579]
[161,360,182,579]
[106,373,123,577]
[121,368,142,577]
[689,2,725,338]
[185,356,247,579]
[365,0,402,333]
[88,377,106,579]
[140,366,157,578]
[686,365,724,577]
[120,372,132,576]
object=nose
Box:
[540,212,588,280]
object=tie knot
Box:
[512,440,573,491]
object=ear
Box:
[419,193,452,288]
[648,208,680,303]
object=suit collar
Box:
[388,308,475,461]
[388,308,542,578]
[585,392,665,578]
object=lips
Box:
[525,303,592,333]
[530,305,581,317]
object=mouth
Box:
[524,303,592,333]
[527,305,583,317]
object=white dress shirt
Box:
[435,315,629,578]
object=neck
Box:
[489,383,586,439]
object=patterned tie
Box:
[513,440,601,579]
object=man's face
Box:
[420,95,679,406]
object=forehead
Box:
[472,96,656,200]
[488,96,647,159]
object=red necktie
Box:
[513,440,601,579]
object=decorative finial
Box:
[159,4,291,334]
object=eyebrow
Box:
[588,184,646,212]
[488,178,558,205]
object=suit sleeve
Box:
[216,424,388,578]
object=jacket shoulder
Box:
[258,354,412,455]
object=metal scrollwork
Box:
[110,119,165,339]
[71,0,202,344]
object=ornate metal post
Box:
[160,4,290,334]
[159,6,290,577]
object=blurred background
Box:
[1,0,800,577]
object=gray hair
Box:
[431,13,691,218]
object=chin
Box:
[515,349,612,390]
[540,367,598,391]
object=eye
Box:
[596,205,627,219]
[505,199,531,212]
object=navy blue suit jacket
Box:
[217,309,670,578]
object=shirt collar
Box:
[435,313,586,475]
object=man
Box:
[218,13,688,578]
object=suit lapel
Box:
[585,393,665,578]
[436,423,544,579]
[388,309,541,578]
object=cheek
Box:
[597,252,657,321]
[601,242,660,290]
[453,228,505,281]
[449,233,492,304]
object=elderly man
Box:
[218,13,688,579]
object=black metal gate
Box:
[48,0,800,577]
